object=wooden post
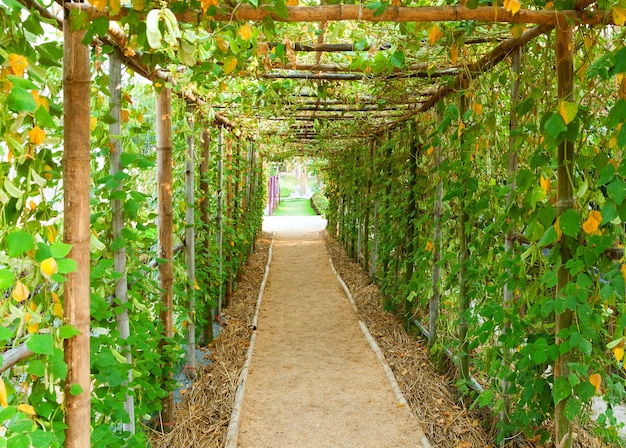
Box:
[63,8,91,447]
[429,136,444,351]
[404,122,419,327]
[217,127,224,318]
[225,138,234,308]
[458,75,471,386]
[109,50,135,434]
[555,24,575,448]
[502,45,522,426]
[156,86,174,431]
[185,104,197,378]
[200,126,214,344]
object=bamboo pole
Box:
[62,8,91,447]
[200,126,214,344]
[501,45,521,427]
[156,87,174,432]
[189,5,610,26]
[108,49,135,434]
[217,127,224,318]
[69,2,613,26]
[225,138,234,308]
[403,123,419,327]
[555,24,575,448]
[185,104,197,379]
[429,136,444,352]
[457,75,471,386]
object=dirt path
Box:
[236,217,428,448]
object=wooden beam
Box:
[67,3,612,26]
[270,63,463,78]
[200,5,609,26]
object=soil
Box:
[236,216,428,448]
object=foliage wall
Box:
[0,4,266,447]
[325,29,626,445]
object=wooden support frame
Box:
[63,8,91,447]
[156,87,174,432]
[185,104,197,379]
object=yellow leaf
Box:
[472,102,483,115]
[194,279,200,291]
[17,403,36,416]
[426,145,435,155]
[121,109,130,123]
[40,258,58,279]
[457,121,465,139]
[589,373,602,395]
[609,137,618,149]
[215,36,229,53]
[540,175,550,193]
[425,241,433,252]
[510,24,525,38]
[390,0,401,5]
[0,376,7,408]
[109,0,121,14]
[12,281,29,302]
[427,24,443,46]
[46,225,58,243]
[503,0,521,15]
[201,0,219,14]
[559,100,578,125]
[589,210,602,224]
[132,0,145,11]
[223,57,238,75]
[554,217,562,242]
[613,6,626,26]
[621,264,626,284]
[614,347,625,363]
[582,213,600,234]
[90,116,98,132]
[449,45,458,64]
[286,0,299,5]
[238,23,253,41]
[27,322,39,334]
[8,53,28,77]
[87,0,107,11]
[32,91,49,112]
[28,126,46,145]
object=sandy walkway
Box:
[236,216,427,448]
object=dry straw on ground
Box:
[150,234,271,448]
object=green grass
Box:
[273,198,317,216]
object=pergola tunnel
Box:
[1,0,626,447]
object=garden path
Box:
[235,216,428,448]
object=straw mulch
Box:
[325,235,610,448]
[150,233,272,448]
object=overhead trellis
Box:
[1,0,626,447]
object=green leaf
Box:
[6,75,38,90]
[272,0,288,19]
[390,50,405,68]
[6,230,34,257]
[597,164,616,186]
[7,86,37,112]
[576,380,597,401]
[56,258,77,274]
[50,243,72,258]
[608,98,626,129]
[30,430,57,446]
[0,268,16,289]
[538,226,558,247]
[559,209,580,237]
[26,334,54,355]
[58,325,80,339]
[27,359,46,377]
[564,396,581,421]
[544,113,567,139]
[69,384,83,395]
[553,377,571,403]
[601,201,618,225]
[366,1,389,17]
